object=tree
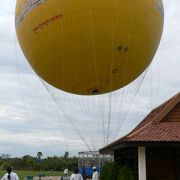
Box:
[27,157,36,170]
[1,162,11,170]
[64,151,69,158]
[0,153,78,171]
[0,154,11,160]
[37,152,43,160]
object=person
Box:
[92,167,98,180]
[70,168,83,180]
[63,168,68,178]
[1,167,19,180]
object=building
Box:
[78,151,113,177]
[100,92,180,180]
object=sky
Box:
[0,0,180,157]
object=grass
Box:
[0,170,64,180]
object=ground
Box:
[34,177,91,180]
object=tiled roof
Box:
[125,122,180,141]
[100,92,180,153]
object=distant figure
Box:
[81,166,86,180]
[63,168,68,178]
[1,167,19,180]
[92,167,98,180]
[70,168,83,180]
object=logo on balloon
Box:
[16,0,47,28]
[33,14,63,34]
[156,2,164,17]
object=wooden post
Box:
[138,146,146,180]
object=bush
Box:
[100,163,135,180]
[100,162,119,180]
[1,162,11,170]
[117,165,135,180]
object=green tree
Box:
[1,162,10,170]
[0,153,78,171]
[64,151,69,158]
[37,152,43,160]
[0,154,11,160]
[27,157,36,170]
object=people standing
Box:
[63,168,69,178]
[70,168,83,180]
[92,167,98,180]
[1,167,19,180]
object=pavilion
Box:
[100,92,180,180]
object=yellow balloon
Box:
[15,0,164,95]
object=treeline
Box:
[0,152,78,171]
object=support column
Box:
[138,146,146,180]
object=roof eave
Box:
[100,141,180,154]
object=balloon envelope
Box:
[15,0,164,95]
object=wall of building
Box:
[146,147,180,180]
[114,147,138,180]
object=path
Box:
[33,177,91,180]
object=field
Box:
[0,170,64,180]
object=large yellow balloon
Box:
[15,0,164,95]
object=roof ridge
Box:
[153,93,180,123]
[127,92,180,139]
[129,93,179,133]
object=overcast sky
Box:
[0,0,180,157]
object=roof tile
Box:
[100,92,180,153]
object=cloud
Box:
[0,0,180,157]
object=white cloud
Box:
[0,0,180,157]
